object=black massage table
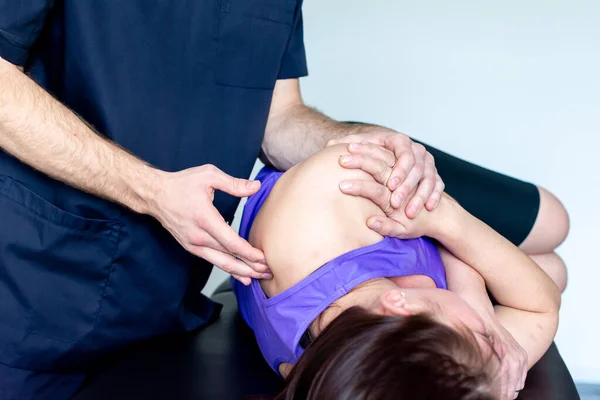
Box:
[74,280,580,400]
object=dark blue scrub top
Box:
[0,0,307,220]
[0,0,307,377]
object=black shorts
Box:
[414,139,540,246]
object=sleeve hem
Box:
[0,32,30,66]
[277,67,309,80]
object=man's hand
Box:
[327,131,444,218]
[339,175,447,240]
[149,165,272,286]
[334,141,446,238]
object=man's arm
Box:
[260,79,388,170]
[0,57,269,282]
[261,79,443,217]
[0,58,157,213]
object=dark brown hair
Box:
[276,307,499,400]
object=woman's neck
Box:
[309,277,437,336]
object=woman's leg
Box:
[521,189,570,292]
[529,252,568,293]
[415,140,570,258]
[519,188,570,254]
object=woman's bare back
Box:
[250,144,386,297]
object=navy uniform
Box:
[0,1,543,398]
[0,1,307,398]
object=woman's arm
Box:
[431,198,561,314]
[432,198,560,368]
[347,182,561,316]
[440,246,557,368]
[336,143,560,315]
[328,144,560,361]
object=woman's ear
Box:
[380,289,411,316]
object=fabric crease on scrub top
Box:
[233,167,448,373]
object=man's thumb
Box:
[213,170,261,197]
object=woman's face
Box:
[374,280,498,357]
[319,278,499,358]
[413,288,487,332]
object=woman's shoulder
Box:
[250,145,385,296]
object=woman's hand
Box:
[365,190,439,240]
[440,247,528,400]
[483,314,529,399]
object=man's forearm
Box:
[0,59,160,214]
[260,104,390,170]
[433,199,561,314]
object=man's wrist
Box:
[325,123,397,146]
[124,164,168,216]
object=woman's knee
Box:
[530,252,568,293]
[519,187,570,254]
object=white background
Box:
[204,0,600,383]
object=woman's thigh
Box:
[415,140,568,252]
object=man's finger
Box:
[231,274,251,286]
[209,166,262,198]
[192,210,269,274]
[380,134,415,189]
[387,149,416,191]
[203,207,267,269]
[383,133,412,158]
[339,153,393,185]
[327,133,385,147]
[339,179,392,214]
[404,168,436,219]
[347,142,396,166]
[237,254,273,278]
[366,216,406,238]
[196,246,269,280]
[189,230,228,252]
[390,162,423,209]
[425,176,445,211]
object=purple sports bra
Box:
[233,167,447,373]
